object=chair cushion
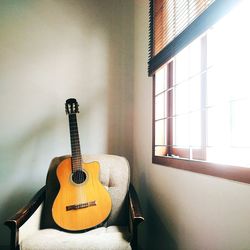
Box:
[41,154,130,230]
[20,226,132,250]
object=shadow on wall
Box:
[135,169,177,250]
[146,202,178,250]
[1,188,35,244]
[0,114,63,246]
[107,0,134,163]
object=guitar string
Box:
[69,112,105,227]
[69,114,87,216]
[69,115,80,213]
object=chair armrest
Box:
[5,186,46,250]
[5,186,46,228]
[128,184,144,225]
[128,184,144,250]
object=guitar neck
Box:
[68,114,82,172]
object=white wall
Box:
[133,1,250,250]
[0,0,133,248]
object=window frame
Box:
[153,77,250,184]
[152,34,250,184]
[150,0,250,184]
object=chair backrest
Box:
[41,154,130,230]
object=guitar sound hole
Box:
[72,170,87,184]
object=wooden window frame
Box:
[152,34,250,185]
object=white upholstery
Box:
[19,154,132,250]
[19,203,43,244]
[82,154,130,225]
[20,226,132,250]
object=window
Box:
[150,0,250,183]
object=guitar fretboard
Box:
[68,114,82,172]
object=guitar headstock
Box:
[65,98,79,115]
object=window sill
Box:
[152,155,250,184]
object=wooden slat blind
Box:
[148,0,240,75]
[153,0,214,56]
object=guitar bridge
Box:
[66,201,97,211]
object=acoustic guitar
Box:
[52,98,112,231]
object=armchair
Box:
[5,154,144,250]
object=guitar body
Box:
[52,157,112,231]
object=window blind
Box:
[148,0,241,76]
